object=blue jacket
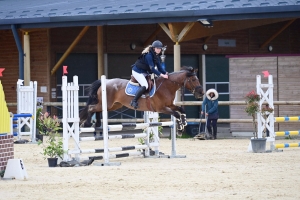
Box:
[202,97,218,115]
[132,51,166,76]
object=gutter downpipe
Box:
[11,24,24,80]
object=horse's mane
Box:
[168,66,196,77]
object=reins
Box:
[155,70,200,96]
[155,72,183,92]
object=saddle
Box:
[130,75,154,93]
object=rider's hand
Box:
[160,74,168,79]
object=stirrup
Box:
[130,100,138,109]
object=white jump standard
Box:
[12,79,37,143]
[250,74,300,152]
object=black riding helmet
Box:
[152,40,163,48]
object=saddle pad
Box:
[125,81,155,98]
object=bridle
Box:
[183,74,202,96]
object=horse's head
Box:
[182,66,204,99]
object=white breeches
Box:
[132,70,148,89]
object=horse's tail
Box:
[79,80,102,122]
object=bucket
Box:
[251,138,267,153]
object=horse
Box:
[79,66,203,134]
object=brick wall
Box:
[0,135,14,171]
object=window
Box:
[206,82,229,94]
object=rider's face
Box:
[154,48,162,54]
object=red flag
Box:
[63,66,68,75]
[0,68,5,77]
[262,71,269,77]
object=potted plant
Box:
[38,132,63,167]
[245,90,267,153]
[37,112,63,167]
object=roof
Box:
[1,0,300,30]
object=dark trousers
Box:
[207,118,218,137]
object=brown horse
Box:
[79,66,203,133]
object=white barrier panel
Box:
[15,79,37,142]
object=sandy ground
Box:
[1,137,300,200]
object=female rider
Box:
[130,40,168,109]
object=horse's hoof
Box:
[177,132,183,137]
[177,125,183,131]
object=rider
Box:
[130,40,169,109]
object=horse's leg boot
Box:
[130,86,146,109]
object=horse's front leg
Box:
[160,107,185,135]
[169,105,187,127]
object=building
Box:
[1,0,300,132]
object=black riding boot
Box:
[130,86,146,109]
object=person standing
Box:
[201,89,219,140]
[130,40,168,109]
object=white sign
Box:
[40,86,47,93]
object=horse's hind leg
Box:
[94,112,102,136]
[82,112,94,127]
[95,112,101,127]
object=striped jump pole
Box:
[275,116,300,122]
[81,152,144,161]
[275,131,300,136]
[79,122,173,133]
[68,144,158,155]
[79,133,147,141]
[275,143,300,149]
